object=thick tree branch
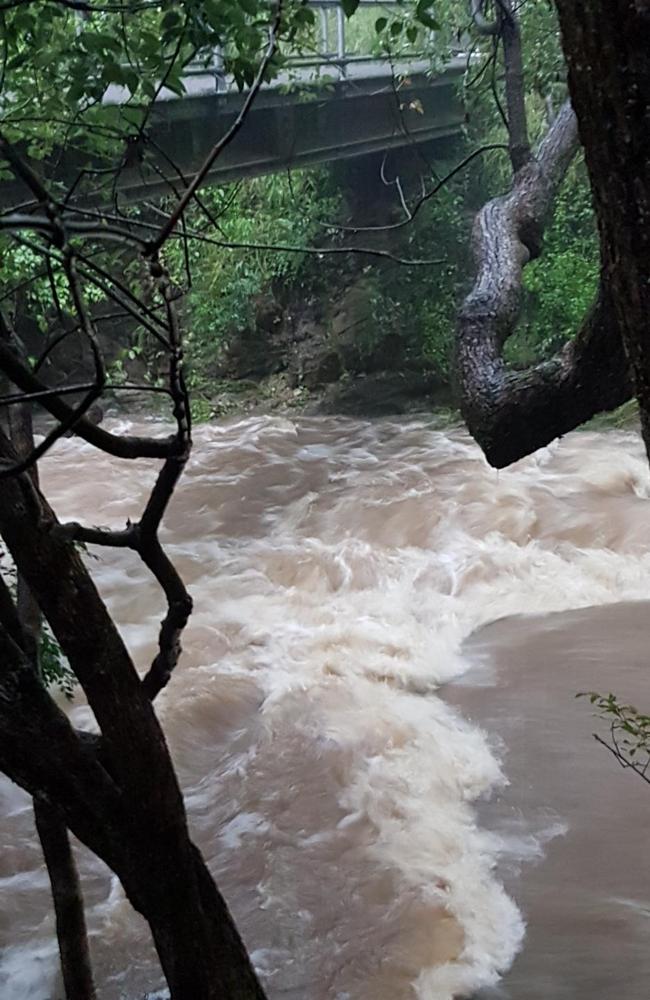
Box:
[471,0,499,36]
[498,0,531,172]
[457,100,633,467]
[34,798,97,1000]
[470,1,530,171]
[0,333,175,459]
[0,620,122,853]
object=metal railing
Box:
[182,0,437,93]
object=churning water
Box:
[2,415,650,999]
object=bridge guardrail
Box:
[183,0,442,93]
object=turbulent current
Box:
[2,415,650,999]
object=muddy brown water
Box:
[1,415,650,999]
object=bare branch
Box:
[0,332,176,459]
[593,734,650,786]
[140,538,192,700]
[317,144,510,236]
[51,521,137,548]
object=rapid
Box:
[2,414,650,999]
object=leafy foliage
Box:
[0,0,319,162]
[164,168,341,401]
[40,627,76,701]
[0,542,76,699]
[365,183,471,376]
[506,159,599,365]
[578,692,650,785]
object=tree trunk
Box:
[554,1,650,458]
[118,844,267,1000]
[457,100,632,467]
[34,799,97,1000]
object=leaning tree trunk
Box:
[0,381,96,1000]
[554,0,650,459]
[457,100,632,467]
[0,362,97,1000]
[34,799,97,1000]
[457,1,638,469]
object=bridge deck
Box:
[116,54,465,197]
[1,2,467,203]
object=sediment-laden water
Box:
[2,415,650,999]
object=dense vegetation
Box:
[0,0,601,413]
[142,146,598,407]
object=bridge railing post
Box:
[181,2,451,96]
[336,4,347,80]
[212,45,226,93]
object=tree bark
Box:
[553,1,650,459]
[34,799,97,1000]
[457,99,633,467]
[499,0,532,172]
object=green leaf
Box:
[124,70,140,96]
[417,11,440,31]
[103,61,126,86]
[390,20,403,37]
[162,9,182,30]
[340,0,360,17]
[375,16,388,33]
[295,7,315,25]
[83,31,121,53]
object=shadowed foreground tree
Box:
[459,0,650,833]
[0,148,269,1000]
[0,3,311,998]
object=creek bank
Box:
[197,264,454,419]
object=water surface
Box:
[1,415,649,998]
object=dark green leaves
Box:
[415,0,440,31]
[341,0,361,18]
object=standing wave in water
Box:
[2,416,650,1000]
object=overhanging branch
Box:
[456,100,633,467]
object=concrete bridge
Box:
[4,1,467,203]
[122,1,466,198]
